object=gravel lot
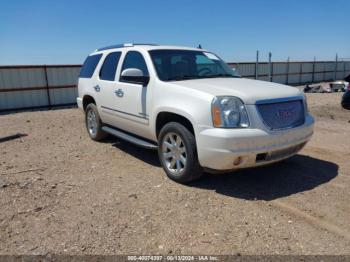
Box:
[0,92,349,255]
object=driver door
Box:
[102,51,150,134]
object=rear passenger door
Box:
[95,51,122,125]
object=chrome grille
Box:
[257,100,305,130]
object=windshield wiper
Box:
[166,75,203,81]
[202,74,239,78]
[165,74,240,81]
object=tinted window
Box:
[99,52,121,81]
[79,54,102,78]
[121,51,149,78]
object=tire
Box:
[158,122,202,183]
[85,103,108,141]
[341,91,350,110]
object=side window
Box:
[120,51,149,79]
[99,52,121,81]
[79,54,102,78]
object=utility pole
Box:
[286,57,290,85]
[311,56,316,83]
[334,53,338,80]
[268,52,272,82]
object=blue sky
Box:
[1,0,349,65]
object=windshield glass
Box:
[149,49,239,81]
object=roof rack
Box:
[96,43,158,51]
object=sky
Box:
[1,0,349,65]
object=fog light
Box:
[233,156,242,166]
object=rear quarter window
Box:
[79,54,103,78]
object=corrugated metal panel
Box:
[0,65,80,111]
[235,63,255,77]
[314,73,324,82]
[287,75,300,84]
[0,90,48,110]
[49,87,78,105]
[324,62,335,71]
[314,62,325,72]
[336,71,346,80]
[46,67,80,86]
[288,63,301,74]
[301,63,313,73]
[272,75,287,84]
[273,63,287,74]
[301,73,313,83]
[257,75,269,82]
[324,72,334,81]
[257,64,269,75]
[345,62,350,71]
[0,68,46,89]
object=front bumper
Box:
[196,115,314,170]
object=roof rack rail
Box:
[133,43,158,46]
[96,43,158,51]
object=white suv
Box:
[77,43,314,183]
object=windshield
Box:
[149,49,239,81]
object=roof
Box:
[96,43,158,51]
[93,43,205,53]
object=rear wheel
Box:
[158,122,202,183]
[85,103,108,141]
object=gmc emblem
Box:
[277,108,294,118]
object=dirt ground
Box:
[0,91,349,255]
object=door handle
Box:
[115,89,124,97]
[93,85,100,92]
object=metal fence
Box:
[229,60,350,85]
[1,60,350,112]
[0,65,80,112]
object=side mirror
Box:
[120,68,149,86]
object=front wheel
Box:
[158,122,202,183]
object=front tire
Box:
[158,122,202,183]
[85,103,108,141]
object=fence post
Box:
[311,56,316,83]
[334,53,338,80]
[255,50,259,80]
[268,52,272,82]
[286,57,290,85]
[323,62,326,82]
[43,65,52,108]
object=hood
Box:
[170,77,303,104]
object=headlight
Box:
[211,96,249,128]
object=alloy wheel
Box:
[87,109,98,136]
[161,132,187,175]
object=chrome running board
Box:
[102,126,157,150]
